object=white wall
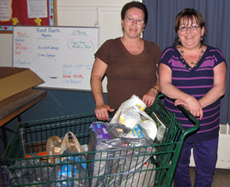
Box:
[0,34,13,66]
[0,0,140,67]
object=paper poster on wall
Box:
[27,0,48,18]
[0,0,56,32]
[13,26,100,91]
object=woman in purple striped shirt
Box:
[158,8,227,187]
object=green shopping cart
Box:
[1,94,199,187]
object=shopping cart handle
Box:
[156,94,200,134]
[176,104,198,122]
[171,98,200,135]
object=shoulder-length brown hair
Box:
[173,8,207,46]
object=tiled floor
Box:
[214,169,230,187]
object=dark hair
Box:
[121,1,148,24]
[173,8,207,46]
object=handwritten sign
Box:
[13,26,99,91]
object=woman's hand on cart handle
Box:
[142,87,159,108]
[95,104,114,121]
[172,99,202,122]
[174,98,203,120]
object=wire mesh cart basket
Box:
[1,94,199,187]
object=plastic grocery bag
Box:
[48,131,88,186]
[110,95,146,128]
[88,122,156,187]
[46,136,62,164]
[6,156,53,186]
[120,159,155,187]
[59,131,85,154]
[46,131,84,164]
[52,149,89,187]
[110,95,158,141]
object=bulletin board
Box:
[13,26,100,91]
[0,0,57,33]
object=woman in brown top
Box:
[90,1,161,121]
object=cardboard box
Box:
[0,67,44,107]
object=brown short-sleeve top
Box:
[95,38,161,109]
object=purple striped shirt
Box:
[159,45,226,143]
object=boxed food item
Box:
[125,124,149,139]
[91,123,111,139]
[0,67,44,107]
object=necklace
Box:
[180,47,204,70]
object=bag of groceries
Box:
[110,95,158,141]
[46,131,84,164]
[88,122,156,187]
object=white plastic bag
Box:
[110,95,146,124]
[110,95,157,141]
